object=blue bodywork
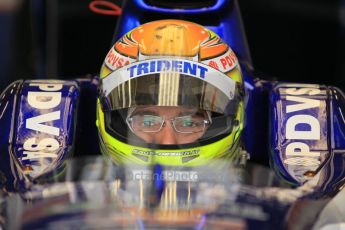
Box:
[270,84,345,193]
[0,80,79,191]
[15,81,78,177]
[0,0,343,198]
[0,0,345,229]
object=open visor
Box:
[100,58,239,115]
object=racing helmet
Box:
[97,20,245,166]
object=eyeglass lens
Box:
[129,113,208,133]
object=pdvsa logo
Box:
[21,83,63,174]
[104,48,135,70]
[282,87,326,168]
[202,48,238,73]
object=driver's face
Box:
[128,106,208,145]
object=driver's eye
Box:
[143,115,160,126]
[181,116,193,127]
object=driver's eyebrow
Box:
[132,109,158,116]
[178,110,204,117]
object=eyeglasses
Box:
[126,110,212,134]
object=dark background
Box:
[0,0,344,91]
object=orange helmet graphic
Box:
[101,20,241,81]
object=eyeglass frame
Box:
[126,108,212,134]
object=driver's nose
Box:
[154,122,178,145]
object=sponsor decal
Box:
[208,60,220,70]
[104,47,136,70]
[202,48,238,73]
[126,59,209,79]
[21,83,63,175]
[132,149,200,157]
[102,58,236,100]
[281,87,323,168]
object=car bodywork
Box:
[0,0,344,229]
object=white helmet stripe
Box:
[102,58,236,100]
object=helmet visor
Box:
[100,58,239,115]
